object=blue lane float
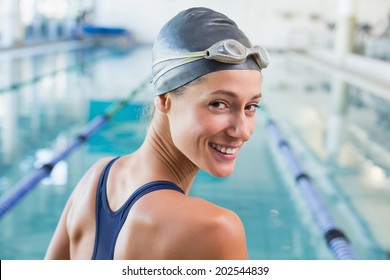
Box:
[80,24,134,49]
[0,78,150,219]
[261,106,356,260]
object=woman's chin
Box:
[207,165,235,178]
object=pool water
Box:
[0,45,388,259]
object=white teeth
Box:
[210,143,238,155]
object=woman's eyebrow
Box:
[209,90,262,100]
[252,93,262,100]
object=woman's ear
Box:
[154,94,171,113]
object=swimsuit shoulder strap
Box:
[92,157,184,260]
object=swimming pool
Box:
[0,45,388,259]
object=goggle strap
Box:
[152,56,203,84]
[153,51,206,66]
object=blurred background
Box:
[0,0,389,260]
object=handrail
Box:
[260,106,357,260]
[0,78,150,219]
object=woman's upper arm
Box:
[44,195,73,259]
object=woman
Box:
[45,7,269,260]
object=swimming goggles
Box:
[152,39,270,84]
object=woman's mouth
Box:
[209,143,239,155]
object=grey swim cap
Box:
[152,7,266,95]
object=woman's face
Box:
[167,70,262,177]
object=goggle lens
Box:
[224,40,246,56]
[207,39,269,68]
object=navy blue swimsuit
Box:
[91,157,184,260]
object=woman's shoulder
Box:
[67,157,117,217]
[185,196,242,227]
[187,196,247,241]
[166,196,248,259]
[73,157,115,192]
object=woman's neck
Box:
[136,117,199,194]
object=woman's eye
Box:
[209,101,228,109]
[246,104,260,112]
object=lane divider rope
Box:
[0,77,150,219]
[260,105,356,260]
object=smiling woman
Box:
[45,7,268,260]
[164,70,262,178]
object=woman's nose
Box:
[226,112,252,141]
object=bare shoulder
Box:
[67,156,115,218]
[75,157,114,191]
[45,157,115,259]
[69,157,114,201]
[168,196,248,260]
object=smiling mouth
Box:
[209,143,239,155]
